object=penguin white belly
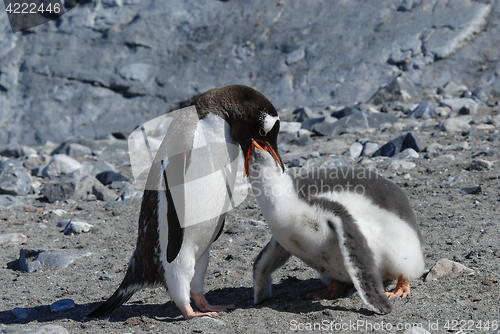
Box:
[316,191,424,281]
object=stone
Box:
[361,142,379,156]
[349,142,363,158]
[50,299,76,312]
[472,79,500,103]
[372,132,422,157]
[64,143,93,157]
[397,0,413,12]
[440,176,463,188]
[313,110,398,137]
[65,164,95,181]
[407,101,437,119]
[63,219,94,235]
[0,233,27,246]
[23,154,51,170]
[424,258,474,282]
[0,159,32,196]
[440,98,478,115]
[42,155,83,178]
[279,121,302,134]
[27,325,70,334]
[470,159,493,170]
[100,272,117,280]
[369,73,419,105]
[439,118,471,132]
[50,209,67,216]
[96,171,130,185]
[289,157,307,167]
[460,186,482,195]
[286,48,305,65]
[92,161,117,174]
[42,181,76,203]
[388,160,416,170]
[11,307,37,320]
[0,143,26,158]
[0,194,21,209]
[19,248,91,273]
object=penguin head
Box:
[191,84,284,175]
[245,139,283,177]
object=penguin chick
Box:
[247,140,424,315]
[87,85,283,319]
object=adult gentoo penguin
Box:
[246,140,425,314]
[87,85,283,319]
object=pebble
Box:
[0,159,32,196]
[279,121,302,133]
[407,101,437,119]
[11,307,37,320]
[440,176,463,188]
[63,219,93,235]
[19,248,91,273]
[0,233,27,246]
[424,258,474,282]
[469,159,493,170]
[348,142,363,158]
[440,98,478,115]
[27,325,70,334]
[460,185,482,195]
[402,327,431,334]
[100,272,117,280]
[372,132,422,157]
[439,117,471,132]
[42,155,83,178]
[361,142,379,156]
[50,299,75,312]
[96,171,130,185]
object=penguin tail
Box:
[87,257,144,318]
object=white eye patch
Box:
[261,114,280,135]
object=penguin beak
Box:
[244,139,284,176]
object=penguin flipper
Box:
[253,237,291,304]
[326,215,392,315]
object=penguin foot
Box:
[192,293,236,313]
[307,280,346,299]
[181,303,219,319]
[385,276,410,298]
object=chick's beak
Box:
[244,139,284,177]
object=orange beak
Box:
[244,139,283,177]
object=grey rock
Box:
[440,98,478,115]
[439,118,471,132]
[397,0,413,12]
[42,155,83,178]
[440,176,463,188]
[372,132,422,157]
[19,248,91,273]
[313,110,398,137]
[50,209,67,216]
[459,186,482,195]
[99,272,117,280]
[0,143,26,158]
[109,181,128,189]
[11,307,37,320]
[63,219,93,235]
[424,258,474,282]
[23,154,51,170]
[27,325,70,334]
[1,0,495,147]
[42,181,76,203]
[402,327,431,334]
[51,138,103,155]
[407,101,437,119]
[387,160,416,170]
[0,233,27,247]
[0,194,21,209]
[369,73,419,105]
[289,157,307,168]
[470,159,493,170]
[50,299,75,312]
[57,219,71,228]
[473,79,500,103]
[424,143,443,152]
[118,187,143,202]
[0,159,32,196]
[349,142,363,159]
[361,142,379,156]
[65,164,95,181]
[291,136,310,147]
[279,121,302,134]
[96,170,130,185]
[64,143,92,157]
[92,161,117,174]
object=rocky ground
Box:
[1,80,500,334]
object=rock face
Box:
[1,0,499,146]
